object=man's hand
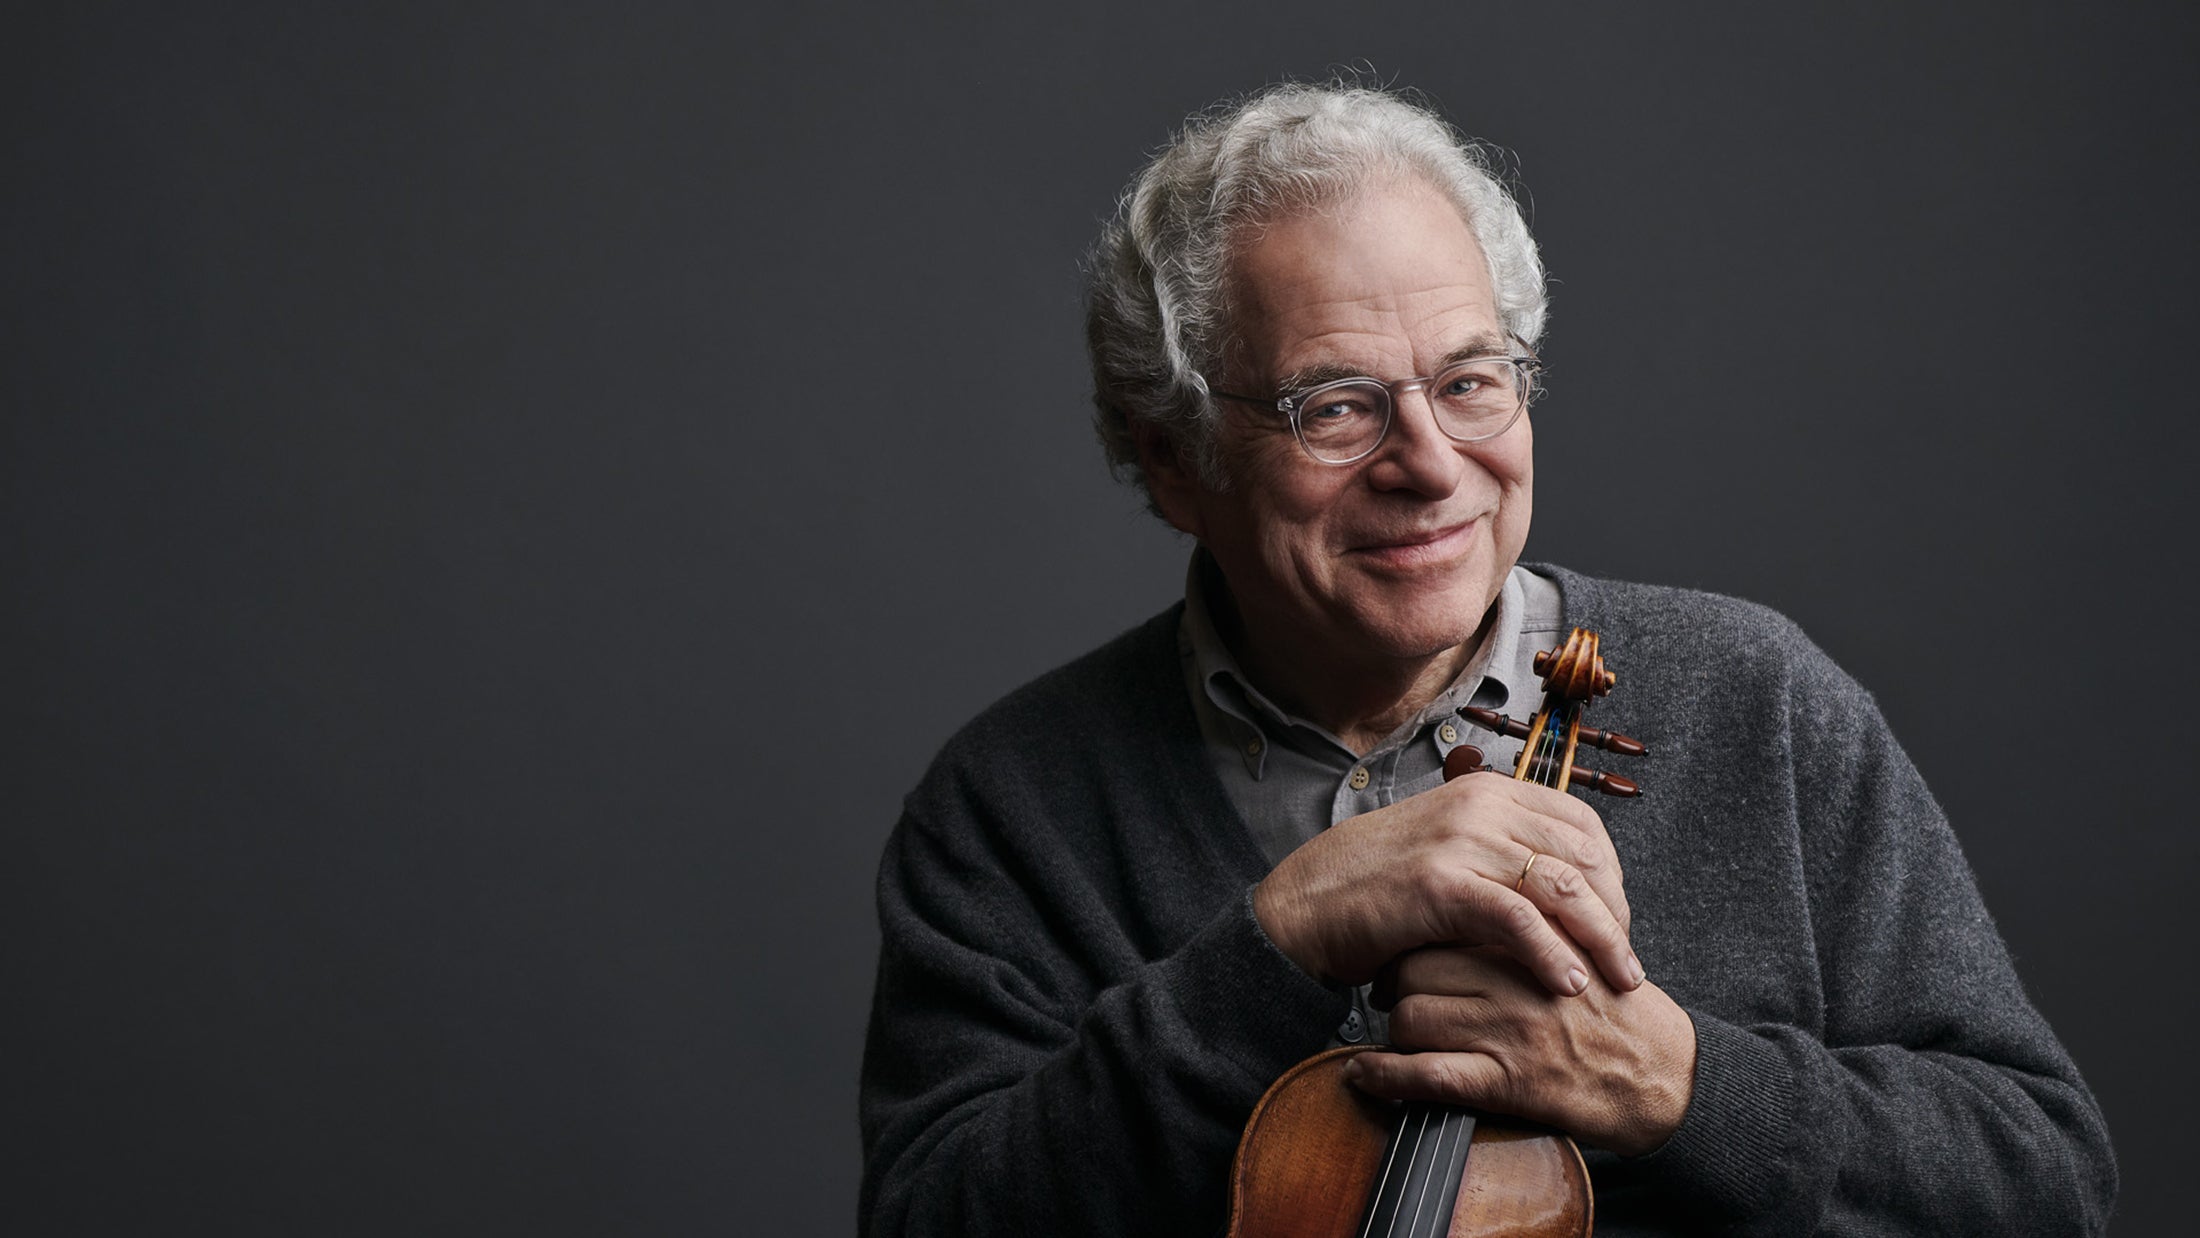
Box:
[1353,944,1698,1157]
[1251,771,1641,997]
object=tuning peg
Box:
[1441,744,1487,782]
[1569,768,1641,798]
[1580,727,1647,757]
[1514,755,1643,798]
[1458,706,1532,741]
[1458,706,1647,758]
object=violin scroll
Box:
[1529,628,1616,702]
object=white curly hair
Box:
[1085,82,1548,503]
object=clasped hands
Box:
[1251,771,1696,1156]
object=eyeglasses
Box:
[1209,351,1542,465]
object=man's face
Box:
[1152,177,1534,668]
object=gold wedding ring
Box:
[1515,852,1539,893]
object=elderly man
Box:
[859,84,2114,1235]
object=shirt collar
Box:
[1179,550,1522,761]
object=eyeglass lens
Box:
[1294,359,1526,463]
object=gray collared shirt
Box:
[1178,555,1568,865]
[1175,554,1567,1043]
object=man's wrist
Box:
[1250,875,1326,984]
[1608,989,1699,1157]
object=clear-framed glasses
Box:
[1209,349,1542,465]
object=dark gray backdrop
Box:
[9,3,2194,1233]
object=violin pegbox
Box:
[1455,627,1646,798]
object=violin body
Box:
[1226,1047,1591,1238]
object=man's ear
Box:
[1132,420,1207,540]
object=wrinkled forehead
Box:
[1218,178,1501,382]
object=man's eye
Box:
[1441,376,1483,397]
[1305,393,1378,421]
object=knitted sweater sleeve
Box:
[856,649,1347,1236]
[1604,626,2118,1234]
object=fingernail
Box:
[1630,954,1645,985]
[1340,1059,1363,1083]
[1568,967,1589,994]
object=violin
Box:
[1224,628,1645,1238]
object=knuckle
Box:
[1438,774,1480,810]
[1546,861,1589,901]
[1428,1057,1467,1092]
[1495,894,1543,941]
[1413,858,1472,913]
[1428,1056,1486,1103]
[1389,949,1432,992]
[1387,994,1439,1046]
[1563,799,1605,837]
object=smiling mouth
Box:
[1350,519,1479,567]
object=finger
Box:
[1436,774,1630,934]
[1345,1048,1518,1114]
[1499,781,1632,939]
[1387,941,1515,996]
[1509,774,1610,838]
[1373,942,1514,1011]
[1418,866,1591,997]
[1515,851,1642,990]
[1436,780,1634,982]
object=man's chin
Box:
[1343,608,1490,665]
[1349,578,1498,647]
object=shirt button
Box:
[1438,722,1459,744]
[1337,1005,1366,1043]
[1244,737,1263,756]
[1349,767,1370,790]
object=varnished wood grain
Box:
[1226,1048,1591,1238]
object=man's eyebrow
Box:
[1436,332,1518,368]
[1273,361,1367,392]
[1274,333,1518,392]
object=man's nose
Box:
[1366,383,1467,496]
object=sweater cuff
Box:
[1156,884,1351,1090]
[1625,1009,1801,1220]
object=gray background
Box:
[9,2,2194,1233]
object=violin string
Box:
[1389,1109,1418,1238]
[1442,1109,1466,1235]
[1378,1104,1474,1238]
[1396,1104,1434,1238]
[1364,1103,1425,1238]
[1410,1105,1451,1238]
[1401,1107,1435,1238]
[1414,1107,1466,1238]
[1360,1111,1403,1238]
[1557,703,1572,783]
[1532,704,1557,786]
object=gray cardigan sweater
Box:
[859,568,2115,1235]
